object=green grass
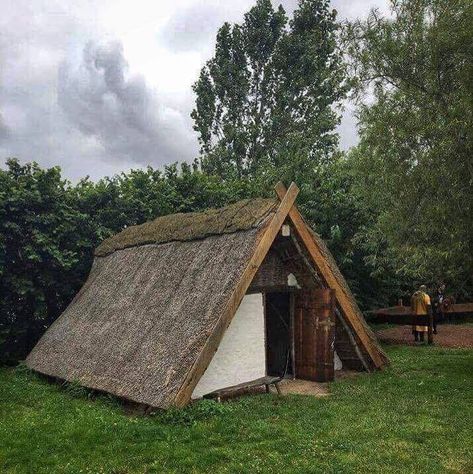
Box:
[1,346,472,473]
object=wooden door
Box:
[294,288,335,382]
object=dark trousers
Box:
[414,331,425,342]
[433,310,443,333]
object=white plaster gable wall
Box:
[192,293,266,399]
[334,351,343,371]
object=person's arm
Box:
[425,294,432,312]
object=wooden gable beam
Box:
[274,182,386,370]
[174,182,300,406]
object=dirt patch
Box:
[278,379,330,397]
[376,324,473,348]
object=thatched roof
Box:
[96,198,277,257]
[27,227,264,408]
[27,189,388,408]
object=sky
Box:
[0,0,390,181]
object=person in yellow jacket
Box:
[411,285,432,343]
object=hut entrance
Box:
[265,292,293,378]
[265,289,336,382]
[294,288,336,382]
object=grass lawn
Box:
[0,345,472,473]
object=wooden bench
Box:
[203,376,282,402]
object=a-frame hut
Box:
[27,183,389,408]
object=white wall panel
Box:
[192,293,266,399]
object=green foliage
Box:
[0,159,96,363]
[298,156,405,308]
[345,0,473,300]
[0,345,472,473]
[192,0,349,180]
[60,380,95,400]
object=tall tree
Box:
[346,0,473,297]
[192,0,348,181]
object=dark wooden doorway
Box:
[265,292,293,378]
[294,288,335,382]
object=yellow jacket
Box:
[411,291,431,315]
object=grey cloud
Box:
[278,0,298,13]
[0,1,199,180]
[0,114,9,139]
[279,0,390,20]
[332,0,390,20]
[58,41,169,163]
[0,2,139,180]
[62,40,197,166]
[159,2,226,52]
[0,30,197,179]
[158,0,384,56]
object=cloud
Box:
[0,0,200,181]
[280,0,390,20]
[0,6,198,181]
[58,40,195,166]
[159,2,227,53]
[332,0,390,20]
[159,1,301,54]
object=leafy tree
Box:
[0,160,94,363]
[192,0,349,181]
[345,0,473,299]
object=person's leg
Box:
[419,331,425,342]
[414,331,419,342]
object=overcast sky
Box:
[0,0,389,181]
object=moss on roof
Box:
[95,198,278,257]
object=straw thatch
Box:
[27,228,263,408]
[96,198,277,257]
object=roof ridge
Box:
[95,197,278,257]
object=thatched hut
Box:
[27,183,388,408]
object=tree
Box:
[345,0,473,299]
[191,0,349,181]
[0,160,94,363]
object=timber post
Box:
[428,311,434,345]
